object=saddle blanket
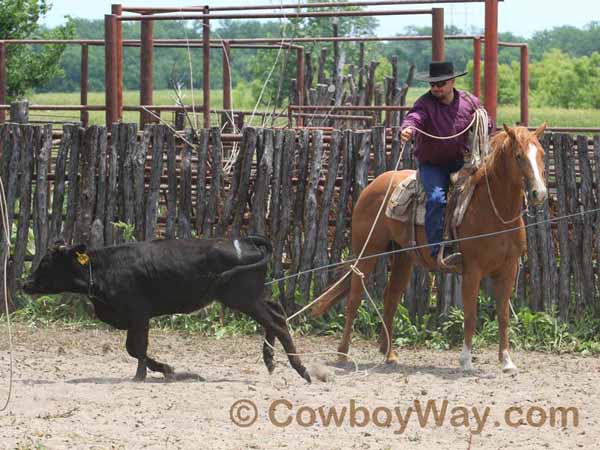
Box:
[385,172,426,225]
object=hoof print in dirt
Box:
[308,364,333,383]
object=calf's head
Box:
[23,241,88,295]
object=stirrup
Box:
[437,245,463,270]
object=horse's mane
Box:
[469,130,510,186]
[470,126,536,186]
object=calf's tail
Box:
[217,235,272,284]
[244,235,272,261]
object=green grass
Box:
[27,88,600,129]
[406,87,600,128]
[13,292,600,355]
[497,105,600,129]
[28,88,269,127]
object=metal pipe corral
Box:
[484,0,499,122]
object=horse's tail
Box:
[311,273,352,317]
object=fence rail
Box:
[0,123,597,320]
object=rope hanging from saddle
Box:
[469,108,492,168]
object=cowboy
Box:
[400,61,494,267]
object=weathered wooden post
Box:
[222,40,233,132]
[10,101,29,123]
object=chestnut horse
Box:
[312,124,548,374]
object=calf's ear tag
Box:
[76,252,90,266]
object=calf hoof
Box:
[164,371,175,381]
[134,365,147,382]
[161,364,175,380]
[266,361,276,375]
[301,368,312,384]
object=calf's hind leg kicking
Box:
[242,300,311,383]
[263,331,276,374]
[126,320,174,381]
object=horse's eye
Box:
[516,153,522,160]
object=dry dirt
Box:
[0,322,597,450]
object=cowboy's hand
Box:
[401,127,413,144]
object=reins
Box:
[475,108,529,225]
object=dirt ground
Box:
[0,323,597,450]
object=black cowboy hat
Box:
[415,61,467,83]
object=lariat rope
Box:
[266,107,527,376]
[0,174,13,411]
[476,108,530,224]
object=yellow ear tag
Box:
[76,252,90,266]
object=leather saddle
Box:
[385,164,477,270]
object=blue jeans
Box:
[419,160,464,257]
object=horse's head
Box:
[502,123,548,206]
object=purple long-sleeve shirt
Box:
[401,89,494,165]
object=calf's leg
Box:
[238,300,311,383]
[263,331,276,374]
[126,320,174,381]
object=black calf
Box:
[23,236,310,383]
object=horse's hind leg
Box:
[337,255,378,361]
[379,252,413,363]
[491,261,519,374]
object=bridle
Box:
[483,135,541,225]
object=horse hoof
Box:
[502,365,518,375]
[336,353,349,364]
[460,361,474,372]
[385,352,400,364]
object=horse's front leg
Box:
[460,269,481,371]
[492,262,519,374]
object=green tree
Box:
[460,59,519,105]
[381,25,485,89]
[529,22,600,60]
[530,49,600,108]
[0,0,74,98]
